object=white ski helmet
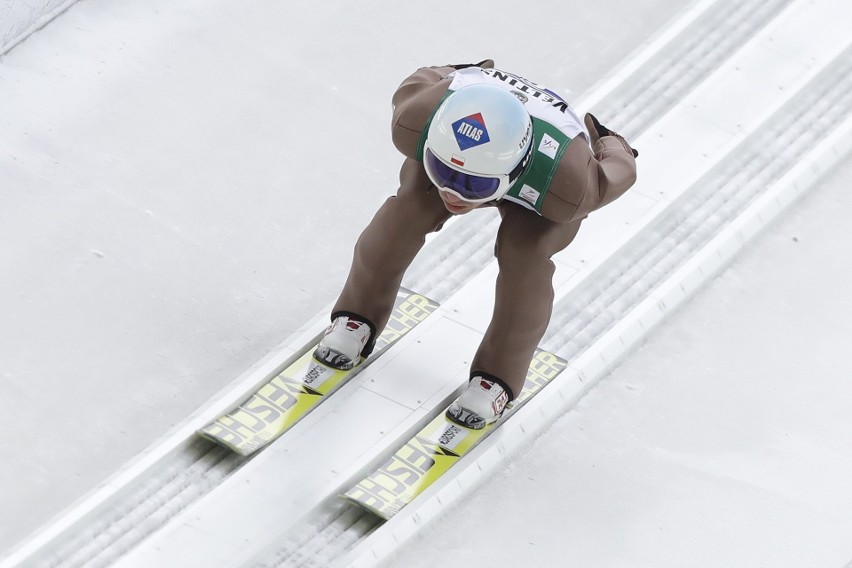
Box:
[423,83,532,203]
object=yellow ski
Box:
[198,289,439,456]
[344,349,567,519]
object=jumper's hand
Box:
[445,59,495,70]
[586,113,639,158]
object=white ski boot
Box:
[446,376,510,430]
[313,315,372,370]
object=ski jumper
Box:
[331,60,637,400]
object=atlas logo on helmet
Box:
[452,112,491,150]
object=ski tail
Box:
[198,289,439,456]
[344,349,567,519]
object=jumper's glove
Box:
[445,59,495,70]
[587,113,639,158]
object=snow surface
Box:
[1,0,852,566]
[387,158,852,568]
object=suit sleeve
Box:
[541,115,637,224]
[584,114,637,209]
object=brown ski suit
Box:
[332,61,637,400]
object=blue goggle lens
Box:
[424,149,502,200]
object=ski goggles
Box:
[423,147,510,203]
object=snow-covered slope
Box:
[2,0,852,566]
[386,155,852,568]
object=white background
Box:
[1,0,851,565]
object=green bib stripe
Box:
[502,118,572,213]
